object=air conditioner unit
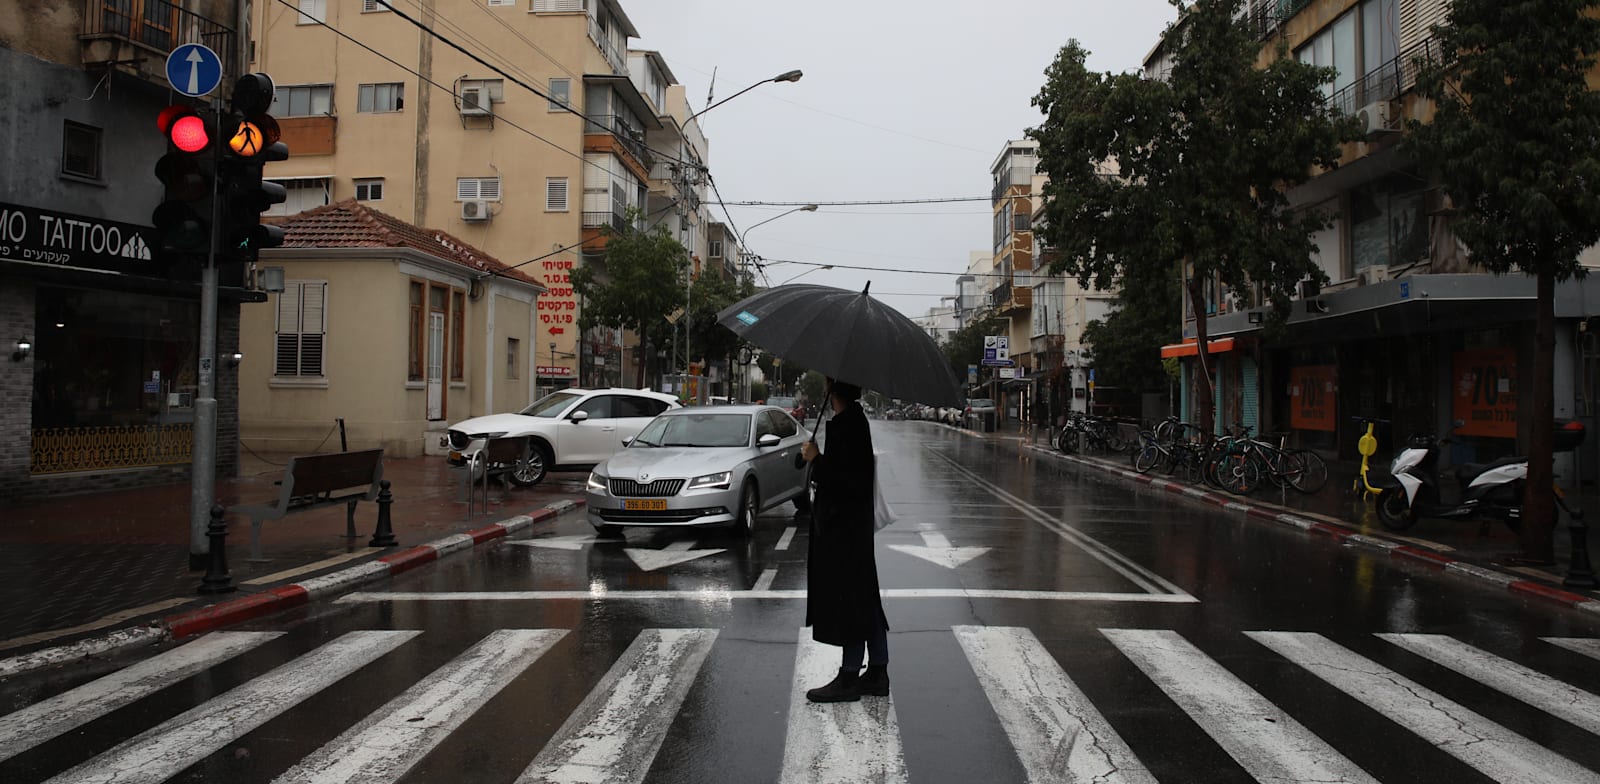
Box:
[459,87,490,116]
[461,200,491,222]
[1356,101,1397,137]
[1358,265,1389,285]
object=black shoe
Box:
[806,668,861,703]
[856,665,889,697]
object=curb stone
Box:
[0,501,584,680]
[1015,440,1600,615]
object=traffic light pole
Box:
[188,97,224,571]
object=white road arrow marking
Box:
[185,49,203,95]
[625,540,726,572]
[506,535,604,551]
[887,530,990,570]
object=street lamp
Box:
[683,69,803,125]
[778,265,833,285]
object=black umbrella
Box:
[716,282,964,409]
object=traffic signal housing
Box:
[152,103,214,255]
[220,74,289,262]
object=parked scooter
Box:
[1374,420,1586,531]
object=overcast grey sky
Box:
[625,1,1179,318]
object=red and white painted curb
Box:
[1021,442,1600,616]
[0,500,585,679]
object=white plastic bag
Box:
[872,455,897,532]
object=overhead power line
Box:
[727,197,1002,206]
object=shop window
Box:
[1350,174,1427,272]
[276,281,327,377]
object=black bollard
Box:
[369,479,399,548]
[198,504,236,594]
[1565,508,1599,589]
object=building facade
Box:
[0,0,257,502]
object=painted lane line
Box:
[1104,629,1377,784]
[516,629,717,784]
[955,627,1154,784]
[753,568,778,593]
[1379,633,1600,736]
[274,629,567,784]
[1542,637,1600,660]
[775,526,796,551]
[929,452,1188,597]
[1248,631,1600,784]
[45,630,419,784]
[337,589,1201,604]
[0,632,282,764]
[779,629,908,784]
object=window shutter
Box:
[275,287,301,376]
[533,0,584,12]
[299,282,326,376]
[457,178,478,200]
[546,177,568,211]
[362,0,385,11]
[479,177,502,201]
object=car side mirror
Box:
[570,411,590,423]
[620,437,632,447]
[757,433,782,448]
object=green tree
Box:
[1082,262,1183,393]
[941,312,1007,382]
[1408,0,1600,562]
[571,222,688,388]
[1029,0,1357,434]
[750,381,768,402]
[685,269,754,370]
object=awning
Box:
[1159,337,1236,358]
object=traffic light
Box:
[219,73,289,262]
[153,103,214,254]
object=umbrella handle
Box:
[795,406,832,469]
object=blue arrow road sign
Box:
[166,44,223,98]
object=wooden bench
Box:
[230,448,385,561]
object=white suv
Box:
[444,388,680,486]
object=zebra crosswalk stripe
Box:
[0,631,281,764]
[44,630,419,784]
[516,628,717,784]
[273,629,567,784]
[778,630,909,784]
[1249,631,1600,784]
[1380,633,1600,737]
[1103,629,1378,784]
[954,626,1155,784]
[1543,637,1600,661]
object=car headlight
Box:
[687,471,731,490]
[586,471,608,491]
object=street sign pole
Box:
[188,97,224,570]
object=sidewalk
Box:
[0,452,586,657]
[981,420,1600,610]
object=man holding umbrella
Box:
[799,377,889,702]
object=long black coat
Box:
[805,402,889,647]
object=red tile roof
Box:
[272,200,545,289]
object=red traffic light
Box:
[170,115,209,153]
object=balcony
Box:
[82,0,234,83]
[583,210,627,234]
[584,114,652,179]
[1327,38,1442,118]
[588,15,628,75]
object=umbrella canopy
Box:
[717,283,964,409]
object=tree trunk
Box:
[1520,268,1557,563]
[1187,269,1217,436]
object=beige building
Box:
[241,200,545,457]
[250,0,671,403]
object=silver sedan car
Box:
[585,405,812,535]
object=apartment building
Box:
[0,0,255,501]
[1156,0,1600,477]
[250,0,686,404]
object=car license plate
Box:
[449,450,463,461]
[624,499,667,511]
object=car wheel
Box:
[734,480,759,535]
[509,443,552,487]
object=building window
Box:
[271,84,333,117]
[507,337,520,379]
[357,82,404,113]
[451,291,465,381]
[266,178,330,217]
[548,78,571,112]
[457,177,502,201]
[61,122,101,180]
[546,177,569,212]
[362,0,387,11]
[487,0,514,5]
[296,0,326,24]
[354,178,384,201]
[276,281,327,377]
[408,280,424,380]
[532,0,584,11]
[708,240,723,259]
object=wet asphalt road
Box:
[6,421,1600,783]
